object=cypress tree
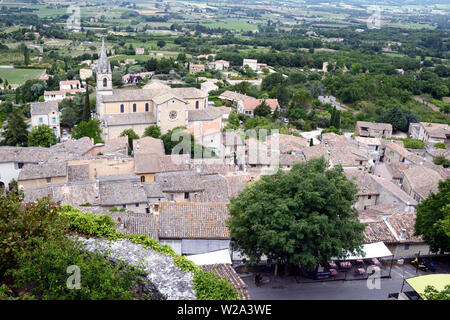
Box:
[2,108,29,146]
[82,87,91,122]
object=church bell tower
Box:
[96,38,113,96]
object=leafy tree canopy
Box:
[28,124,57,148]
[414,179,450,254]
[227,157,365,269]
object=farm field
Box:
[0,68,45,85]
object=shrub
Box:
[434,155,450,168]
[0,192,68,275]
[8,239,144,300]
[0,193,145,300]
[434,142,447,149]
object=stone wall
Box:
[75,236,196,300]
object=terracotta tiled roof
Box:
[135,154,190,174]
[30,100,59,115]
[218,90,252,102]
[188,107,223,121]
[369,175,418,205]
[155,171,205,192]
[363,220,397,243]
[201,264,250,300]
[158,202,230,239]
[133,137,165,156]
[240,98,279,111]
[356,121,392,131]
[18,161,67,180]
[0,146,54,163]
[109,212,159,240]
[50,137,94,156]
[345,171,379,196]
[420,122,450,139]
[403,165,444,199]
[143,182,165,199]
[384,141,410,158]
[385,212,422,243]
[99,181,148,206]
[103,112,156,126]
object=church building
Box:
[95,40,223,144]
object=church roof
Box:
[103,112,156,126]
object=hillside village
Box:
[0,40,449,295]
[0,0,449,302]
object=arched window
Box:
[133,103,137,112]
[195,101,199,109]
[145,103,149,112]
[120,104,124,113]
[103,78,107,87]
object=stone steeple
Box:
[96,38,113,96]
[98,38,111,74]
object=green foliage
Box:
[434,156,450,168]
[414,179,450,254]
[321,126,341,135]
[422,285,450,300]
[378,106,417,132]
[392,138,426,149]
[71,119,103,144]
[227,157,365,269]
[1,107,29,146]
[434,142,446,149]
[28,124,57,147]
[143,125,161,139]
[253,100,272,118]
[0,192,68,275]
[8,239,143,300]
[59,205,121,238]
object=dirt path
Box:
[413,96,440,112]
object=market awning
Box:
[186,249,232,266]
[406,274,450,300]
[331,242,393,260]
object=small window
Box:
[103,78,107,87]
[133,104,137,112]
[184,192,189,199]
[404,244,410,250]
[195,101,199,109]
[146,208,150,214]
[145,103,149,112]
[46,177,51,183]
[120,104,124,113]
[18,163,24,169]
[170,194,174,201]
[135,203,139,207]
[368,195,372,200]
[140,176,145,183]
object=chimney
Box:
[400,228,406,241]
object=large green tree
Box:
[227,157,365,269]
[143,125,161,139]
[414,179,450,254]
[28,124,57,147]
[1,109,29,146]
[71,119,103,144]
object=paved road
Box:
[243,264,428,300]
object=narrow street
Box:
[243,263,446,300]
